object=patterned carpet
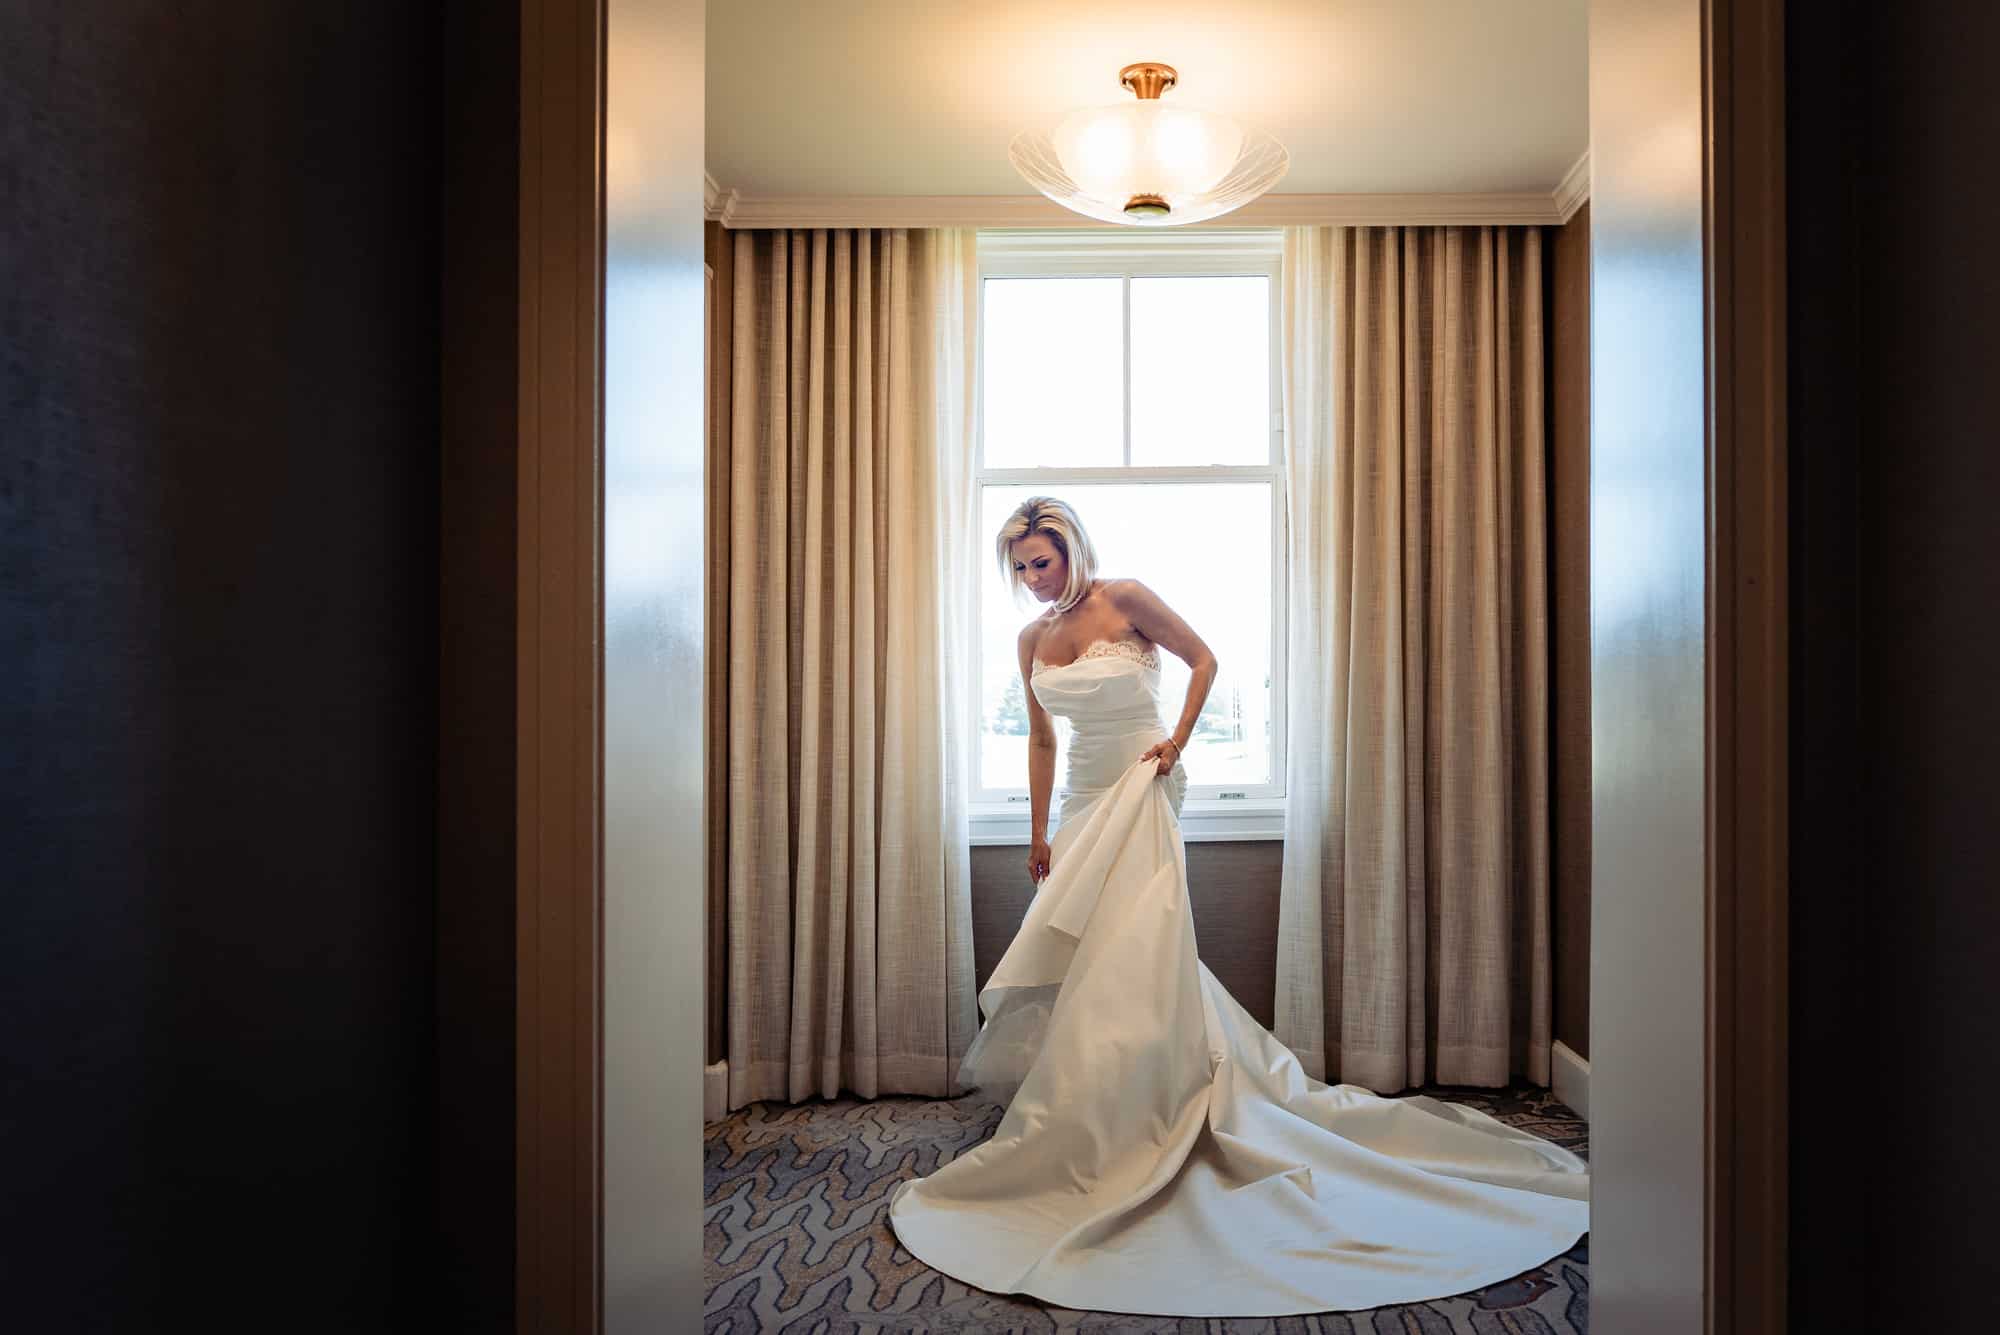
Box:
[705,1083,1589,1333]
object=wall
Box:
[1547,203,1593,1062]
[438,0,520,1326]
[1587,0,1710,1326]
[1788,4,2000,1329]
[972,843,1285,1027]
[2,3,443,1327]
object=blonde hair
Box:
[994,495,1099,613]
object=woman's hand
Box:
[1140,736,1183,777]
[1027,834,1052,884]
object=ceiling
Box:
[705,0,1588,200]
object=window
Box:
[971,231,1286,844]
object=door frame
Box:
[516,0,607,1325]
[503,0,1791,1326]
[1703,0,1789,1328]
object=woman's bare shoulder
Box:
[1102,577,1157,609]
[1016,613,1055,653]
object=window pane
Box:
[982,278,1124,469]
[1129,276,1270,468]
[979,482,1274,792]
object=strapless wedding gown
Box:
[886,639,1589,1318]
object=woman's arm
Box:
[1017,622,1058,880]
[1112,580,1218,771]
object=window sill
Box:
[967,798,1286,846]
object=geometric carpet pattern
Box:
[705,1082,1589,1333]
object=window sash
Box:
[971,230,1289,819]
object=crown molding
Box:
[703,172,739,226]
[721,193,1079,229]
[1553,150,1591,222]
[1242,191,1563,226]
[702,188,1577,230]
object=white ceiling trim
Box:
[704,172,741,226]
[1552,151,1591,223]
[704,165,1593,230]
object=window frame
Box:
[969,229,1288,845]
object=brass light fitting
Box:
[1119,64,1177,216]
[1118,62,1178,101]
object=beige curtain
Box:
[1277,225,1552,1093]
[712,227,979,1110]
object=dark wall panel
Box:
[972,841,1284,1029]
[1785,6,1867,1326]
[2,4,443,1327]
[1789,4,2000,1329]
[438,0,519,1327]
[1547,204,1592,1061]
[704,219,734,1069]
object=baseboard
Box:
[704,1059,728,1124]
[708,1045,1588,1124]
[1551,1040,1590,1123]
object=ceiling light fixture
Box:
[1010,62,1289,226]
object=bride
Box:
[887,496,1589,1318]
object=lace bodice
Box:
[1030,636,1161,678]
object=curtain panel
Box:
[1278,225,1553,1093]
[708,227,980,1110]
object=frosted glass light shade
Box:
[1050,102,1243,201]
[1013,101,1287,227]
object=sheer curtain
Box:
[1277,225,1553,1093]
[713,227,979,1110]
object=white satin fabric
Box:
[886,645,1590,1317]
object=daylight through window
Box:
[973,232,1287,825]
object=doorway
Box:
[506,0,1788,1328]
